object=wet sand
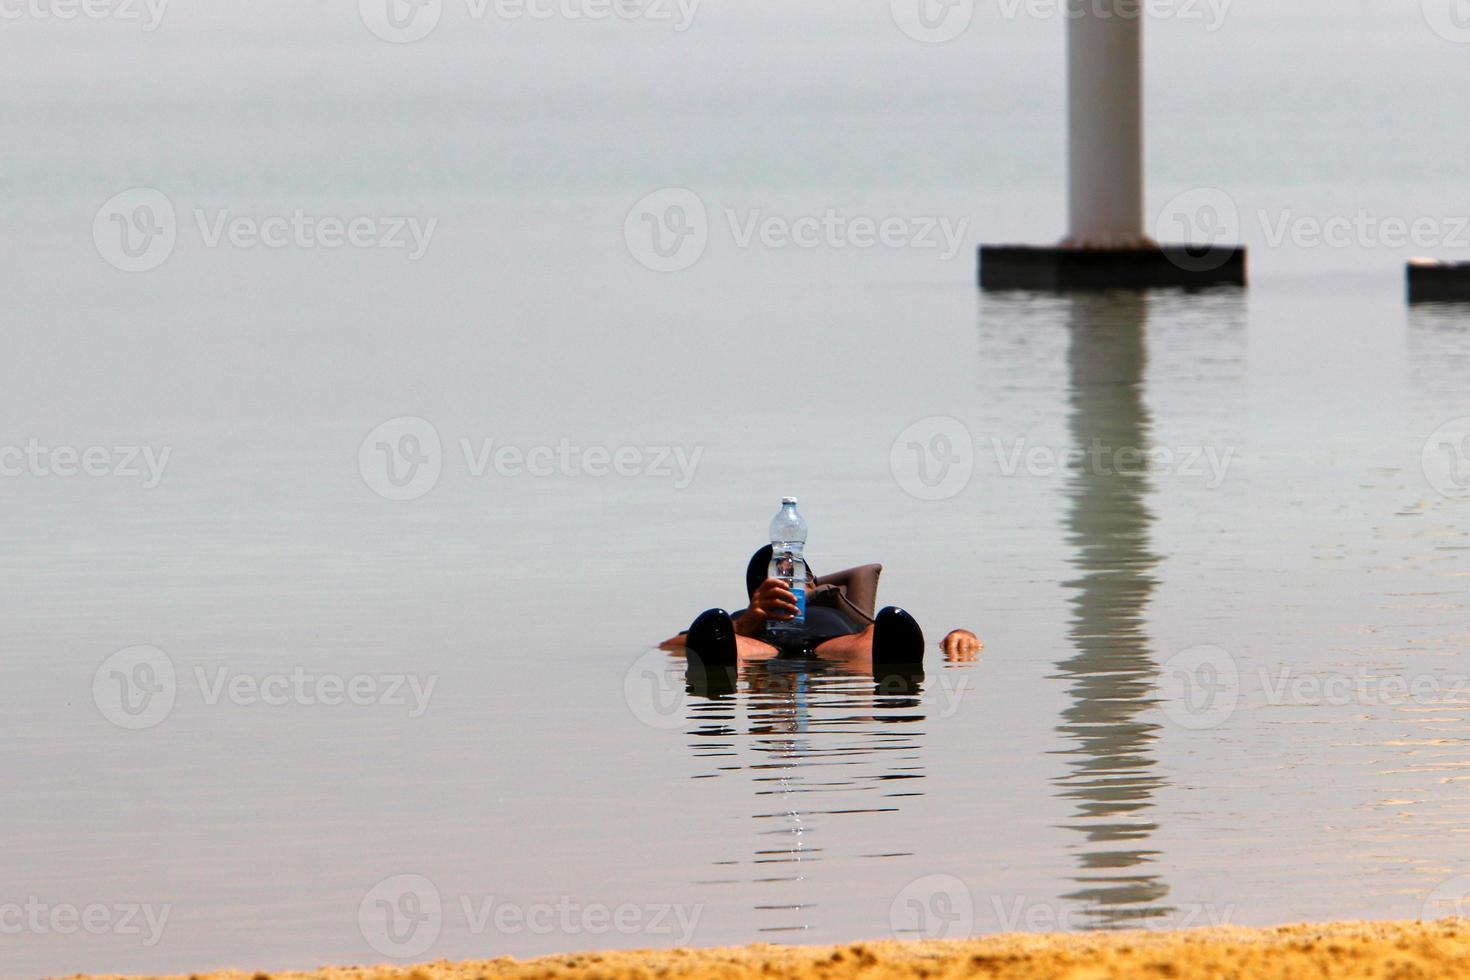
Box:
[70,920,1470,980]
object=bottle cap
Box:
[782,496,798,505]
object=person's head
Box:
[746,545,815,598]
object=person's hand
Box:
[941,629,982,662]
[750,577,800,622]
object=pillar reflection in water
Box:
[1055,291,1167,926]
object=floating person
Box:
[662,544,982,668]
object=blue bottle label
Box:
[792,586,806,624]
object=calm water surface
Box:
[5,2,1470,977]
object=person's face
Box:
[770,553,815,591]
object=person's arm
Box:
[813,563,883,620]
[734,578,800,636]
[731,609,764,637]
[660,578,801,648]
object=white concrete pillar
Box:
[1065,1,1149,248]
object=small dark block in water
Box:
[1407,258,1470,302]
[979,244,1248,291]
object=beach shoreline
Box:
[66,918,1470,980]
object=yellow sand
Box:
[66,919,1470,980]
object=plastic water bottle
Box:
[767,497,808,638]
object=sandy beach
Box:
[68,920,1470,980]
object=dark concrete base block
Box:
[1408,259,1470,303]
[979,244,1247,290]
